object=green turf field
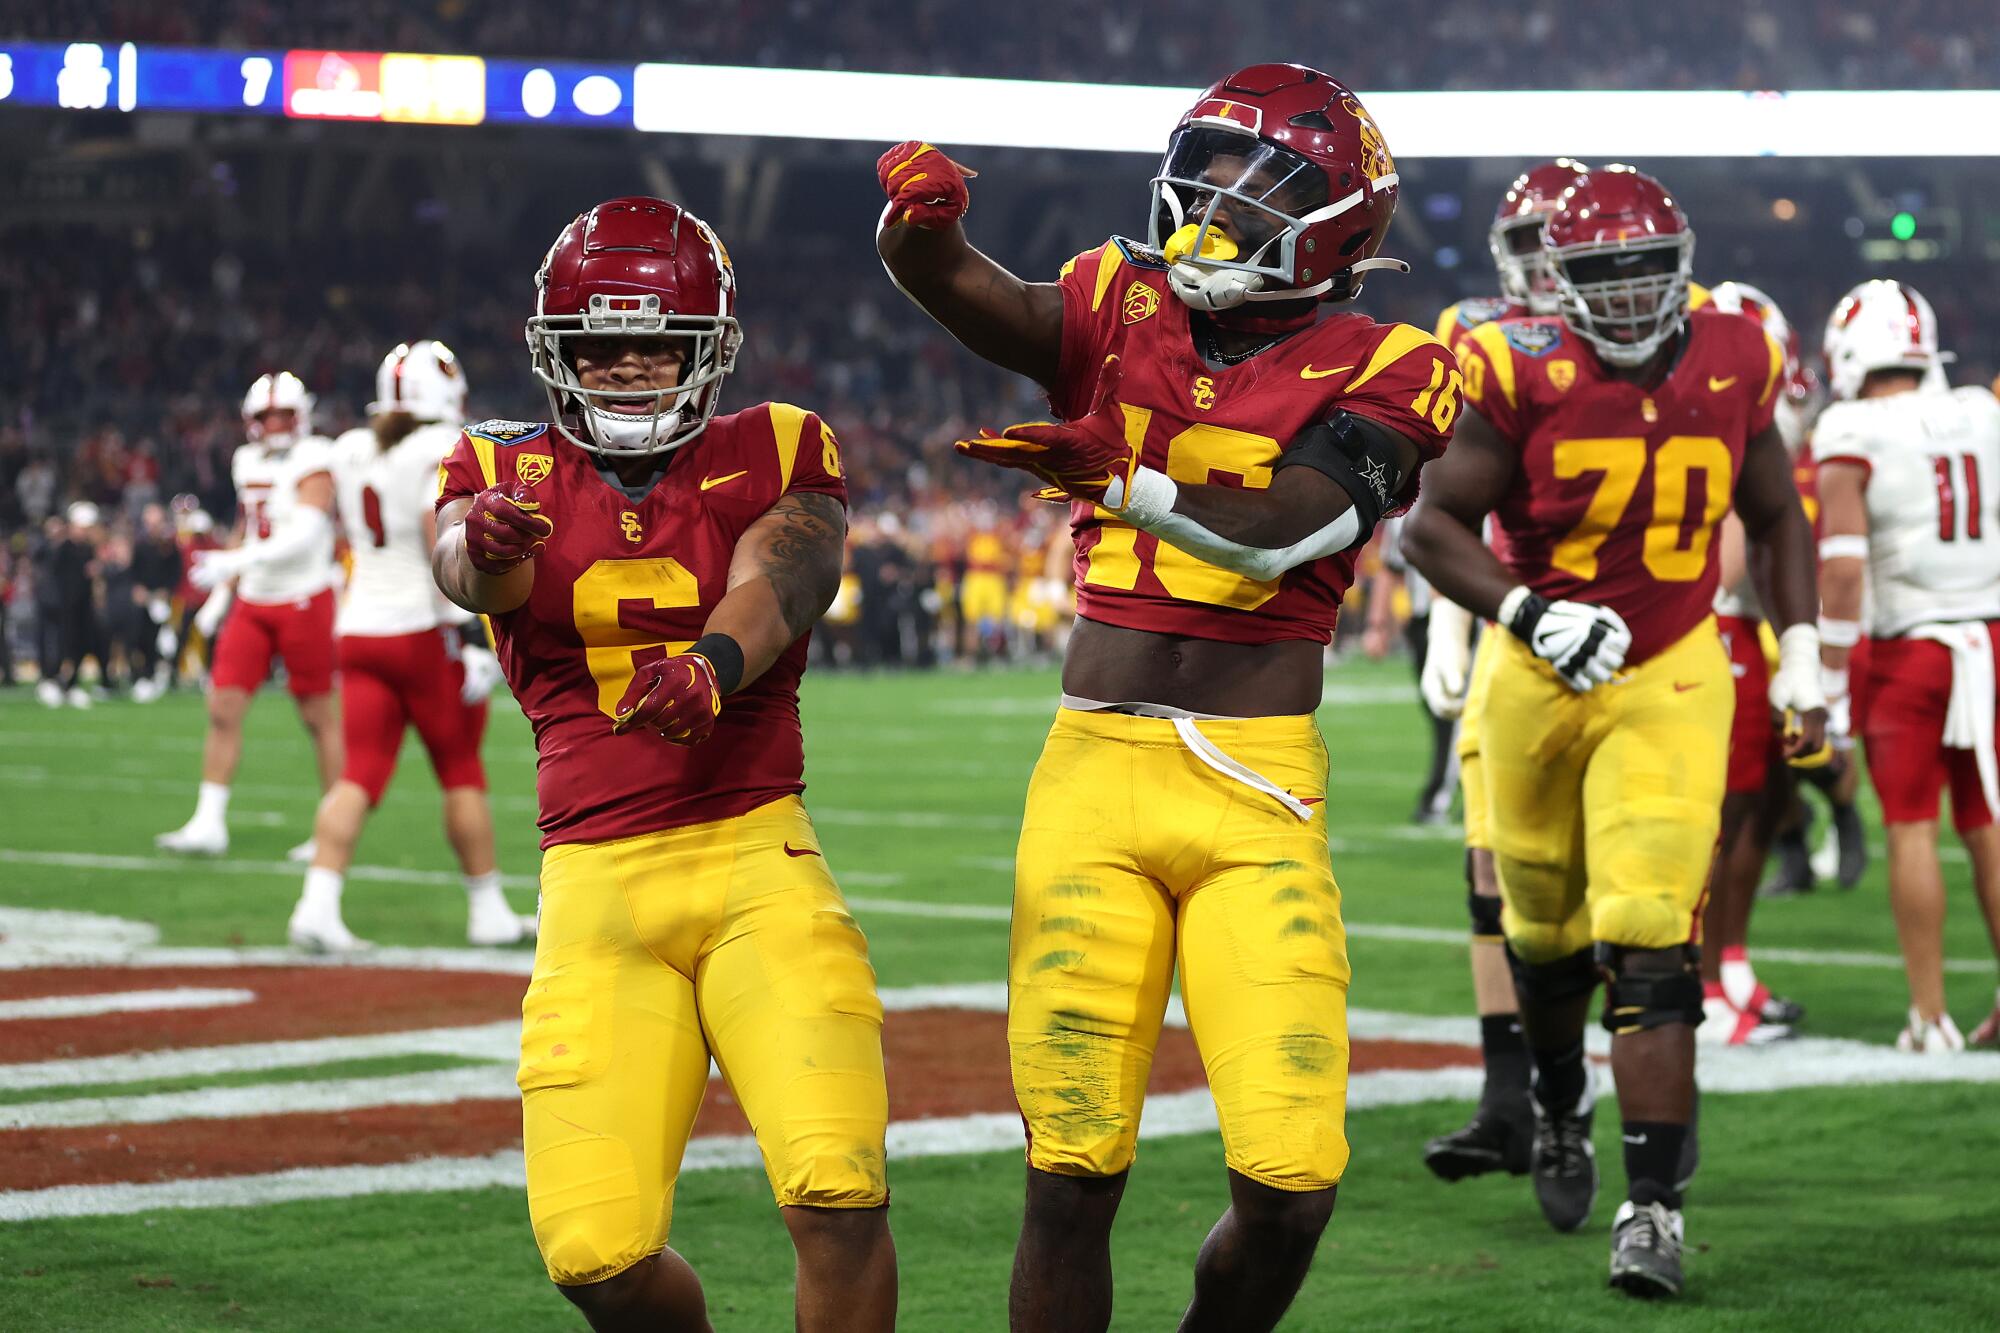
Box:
[3,661,1999,1330]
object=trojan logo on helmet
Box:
[1543,164,1696,368]
[1144,63,1410,314]
[527,196,744,458]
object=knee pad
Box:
[1466,887,1504,939]
[1596,943,1705,1034]
[1506,944,1598,1007]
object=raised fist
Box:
[878,141,975,229]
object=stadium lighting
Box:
[6,41,2000,156]
[1891,211,1919,240]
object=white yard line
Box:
[0,987,253,1021]
[0,1064,519,1131]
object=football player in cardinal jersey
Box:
[1814,279,2000,1053]
[157,372,342,859]
[1404,166,1825,1299]
[432,198,893,1331]
[1700,283,1824,1044]
[880,65,1455,1332]
[285,341,530,952]
[1418,157,1589,1187]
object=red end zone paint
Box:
[0,964,1479,1193]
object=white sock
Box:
[194,782,230,828]
[301,866,344,912]
[465,871,505,904]
[1720,955,1757,1012]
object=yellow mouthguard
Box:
[1163,223,1239,266]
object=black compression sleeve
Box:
[1272,412,1410,541]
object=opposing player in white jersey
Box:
[1815,280,2000,1051]
[285,342,532,951]
[158,372,342,858]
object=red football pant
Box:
[1861,622,2000,830]
[1719,614,1781,795]
[211,588,337,697]
[338,630,488,806]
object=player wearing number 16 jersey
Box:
[1407,166,1826,1300]
[880,64,1453,1332]
[432,197,893,1331]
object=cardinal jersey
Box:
[230,436,338,604]
[1051,237,1456,645]
[333,423,461,636]
[1714,447,1820,620]
[1456,307,1787,665]
[436,407,846,846]
[1813,386,2000,636]
[1433,296,1528,358]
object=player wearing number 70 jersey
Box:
[285,340,531,953]
[432,197,894,1331]
[1405,165,1825,1301]
[880,64,1453,1332]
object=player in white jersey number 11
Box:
[1814,279,2000,1052]
[287,341,530,951]
[157,372,343,860]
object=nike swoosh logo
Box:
[1708,375,1738,392]
[782,842,821,858]
[1299,364,1355,380]
[1622,1134,1649,1145]
[700,470,748,491]
[1673,682,1700,693]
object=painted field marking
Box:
[0,987,254,1021]
[0,1064,519,1131]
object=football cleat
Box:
[156,821,228,856]
[1608,1199,1685,1299]
[1423,1100,1534,1181]
[1895,1008,1965,1054]
[1746,983,1804,1027]
[36,680,63,708]
[66,687,93,709]
[287,901,370,954]
[1530,1063,1598,1233]
[1969,997,2000,1048]
[1699,995,1794,1046]
[286,838,319,864]
[467,894,538,947]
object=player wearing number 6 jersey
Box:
[1405,166,1825,1301]
[432,197,894,1332]
[879,65,1452,1332]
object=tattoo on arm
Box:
[756,491,848,637]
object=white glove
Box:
[192,585,232,640]
[189,548,248,591]
[1769,624,1828,717]
[1498,585,1631,692]
[1421,598,1475,719]
[459,646,504,704]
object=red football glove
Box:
[877,141,975,229]
[611,652,722,744]
[955,357,1139,508]
[463,481,553,575]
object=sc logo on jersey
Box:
[620,511,644,543]
[1192,376,1217,411]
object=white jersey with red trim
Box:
[1815,386,2000,636]
[331,423,462,636]
[229,435,338,605]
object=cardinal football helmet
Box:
[1490,159,1590,315]
[1544,165,1695,368]
[369,339,467,423]
[528,196,742,457]
[1146,63,1406,312]
[1822,279,1944,401]
[1709,281,1822,451]
[241,372,314,449]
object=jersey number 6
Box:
[573,557,702,718]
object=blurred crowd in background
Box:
[5,1,1999,687]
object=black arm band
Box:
[1505,591,1551,642]
[455,618,492,652]
[689,633,746,696]
[1272,412,1409,543]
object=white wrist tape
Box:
[1122,466,1362,581]
[1821,667,1850,698]
[1777,622,1822,672]
[1818,534,1870,562]
[1817,617,1862,648]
